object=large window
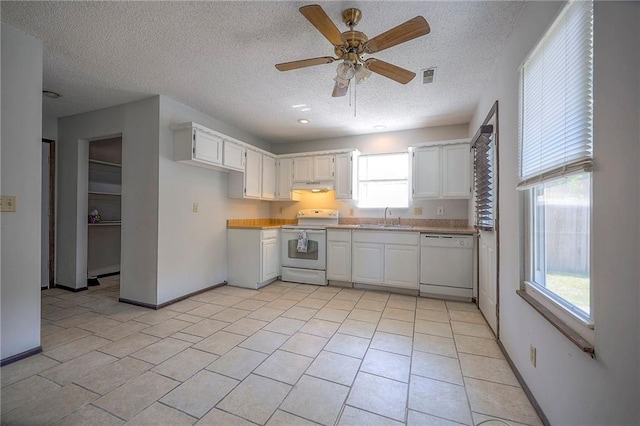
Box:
[358,153,409,208]
[519,0,593,326]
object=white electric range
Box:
[280,209,339,286]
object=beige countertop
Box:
[227,225,284,229]
[227,218,476,234]
[227,218,295,230]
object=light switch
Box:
[413,207,423,215]
[0,196,16,212]
[192,202,199,213]
[349,208,354,216]
[437,206,444,216]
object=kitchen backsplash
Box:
[338,217,470,228]
[268,190,470,222]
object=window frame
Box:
[522,173,594,343]
[357,152,410,209]
[518,0,595,348]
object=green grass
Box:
[546,273,590,314]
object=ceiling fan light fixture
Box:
[336,61,355,80]
[355,64,372,84]
[333,75,350,89]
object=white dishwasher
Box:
[420,234,474,301]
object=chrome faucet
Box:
[384,207,392,224]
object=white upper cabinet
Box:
[292,156,314,182]
[262,154,276,200]
[276,158,301,201]
[413,143,470,199]
[193,129,223,164]
[229,150,278,201]
[334,151,358,200]
[314,155,335,181]
[244,149,262,198]
[223,140,245,172]
[413,146,440,198]
[173,124,224,169]
[442,144,471,198]
[292,155,335,182]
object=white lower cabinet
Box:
[228,229,280,289]
[352,231,420,290]
[327,229,352,282]
[261,233,279,282]
[384,244,419,288]
[352,243,384,284]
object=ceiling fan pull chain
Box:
[352,75,357,117]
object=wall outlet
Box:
[413,207,423,215]
[279,206,283,214]
[350,208,354,216]
[530,345,537,367]
[192,202,199,213]
[0,196,17,212]
[436,206,444,216]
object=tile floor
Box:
[1,276,542,425]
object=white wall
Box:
[57,98,160,307]
[469,2,640,423]
[42,115,58,141]
[270,124,468,155]
[157,96,271,304]
[1,24,43,360]
[270,124,470,221]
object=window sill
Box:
[517,290,595,358]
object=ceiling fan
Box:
[275,4,430,97]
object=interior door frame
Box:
[473,101,500,338]
[43,138,56,288]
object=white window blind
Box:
[358,153,409,208]
[518,0,593,189]
[472,125,494,230]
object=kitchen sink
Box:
[355,224,413,229]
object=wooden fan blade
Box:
[365,59,416,84]
[300,4,346,47]
[332,80,349,97]
[364,16,430,54]
[275,56,335,71]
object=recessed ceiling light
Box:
[292,104,306,108]
[297,119,310,124]
[373,125,386,130]
[300,108,311,112]
[43,90,62,99]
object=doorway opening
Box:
[41,139,55,288]
[87,137,122,282]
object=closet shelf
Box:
[88,191,121,196]
[89,159,121,167]
[88,221,121,226]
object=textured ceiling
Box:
[1,1,525,143]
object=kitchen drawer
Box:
[261,229,279,240]
[352,231,419,246]
[327,229,351,242]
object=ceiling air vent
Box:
[422,67,436,85]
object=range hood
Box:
[291,181,335,192]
